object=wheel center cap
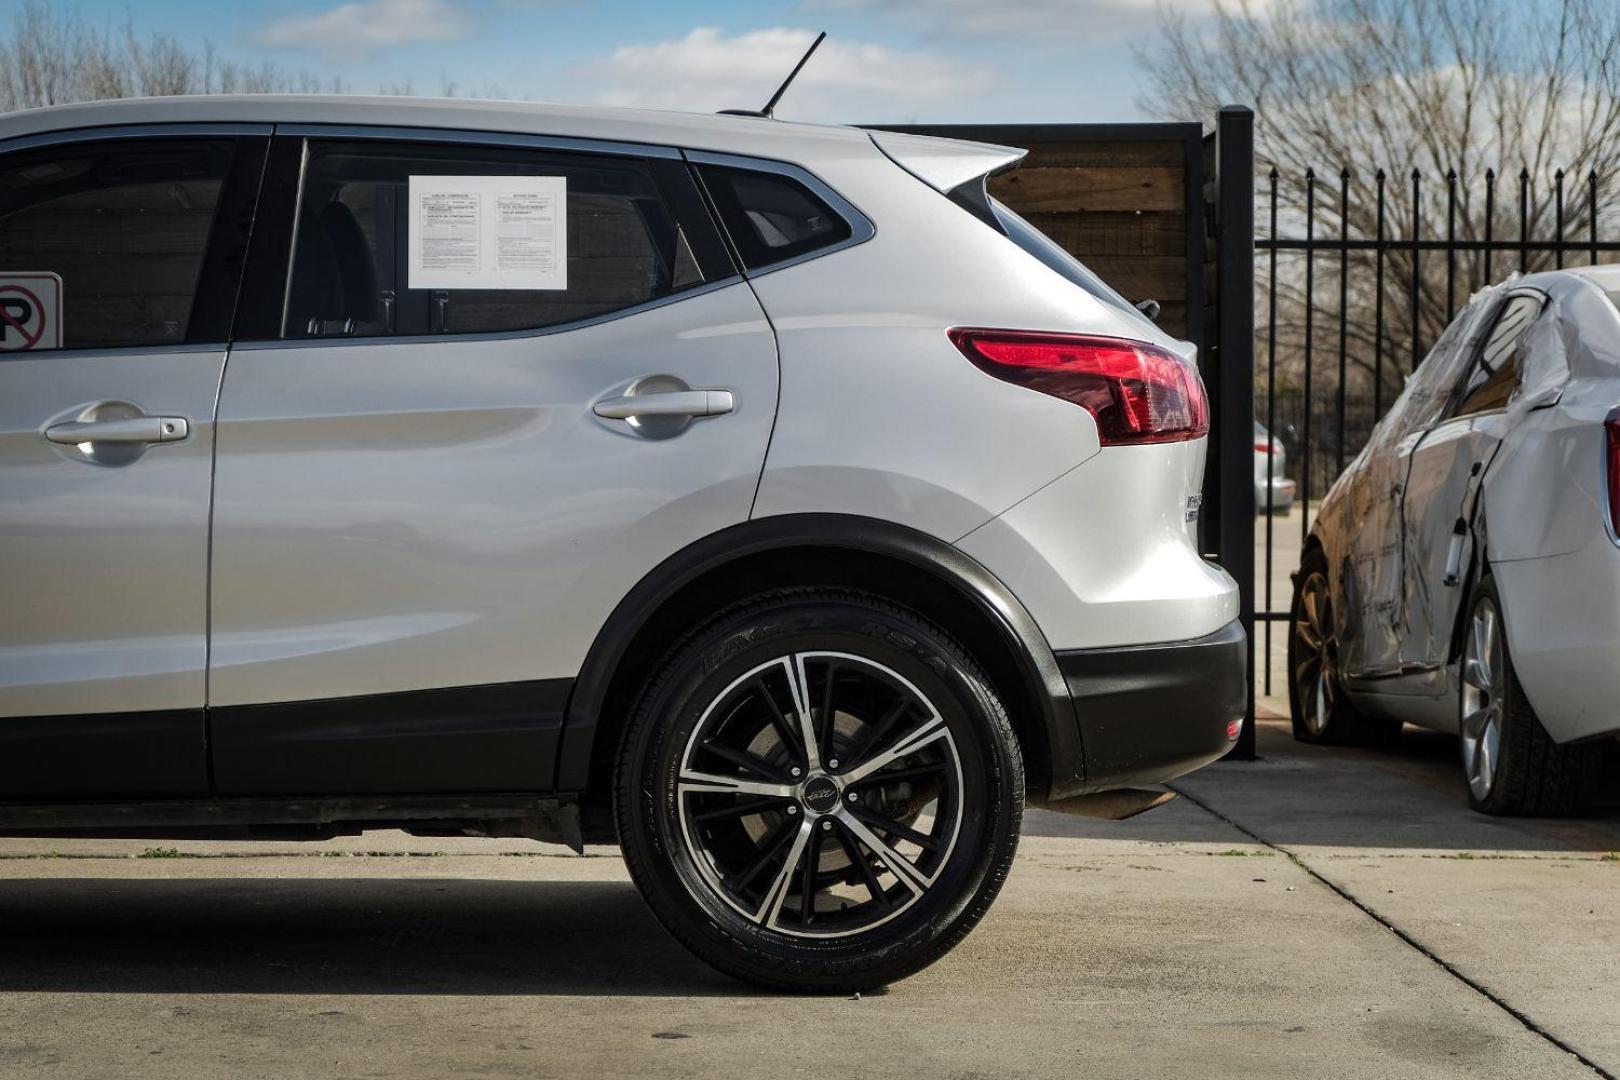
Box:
[800,774,841,815]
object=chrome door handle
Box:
[593,389,734,420]
[45,416,190,445]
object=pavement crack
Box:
[1169,783,1618,1080]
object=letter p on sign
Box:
[0,272,62,351]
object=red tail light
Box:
[949,329,1209,445]
[1606,409,1620,533]
[1254,440,1273,453]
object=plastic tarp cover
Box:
[1321,279,1511,671]
[1506,291,1570,421]
[1480,274,1620,561]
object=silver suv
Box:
[0,96,1244,991]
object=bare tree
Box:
[1141,0,1620,409]
[0,1,369,111]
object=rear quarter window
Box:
[696,164,852,270]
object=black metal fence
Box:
[1253,163,1620,696]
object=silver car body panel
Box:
[0,346,225,716]
[742,135,1229,650]
[958,442,1237,648]
[209,282,776,705]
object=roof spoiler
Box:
[867,129,1027,193]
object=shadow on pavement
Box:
[1022,716,1620,853]
[0,877,753,997]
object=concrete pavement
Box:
[0,716,1614,1079]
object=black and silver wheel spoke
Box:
[834,821,892,910]
[736,818,800,891]
[842,715,948,784]
[692,796,789,824]
[753,817,815,925]
[699,738,787,781]
[754,676,805,769]
[678,769,796,799]
[838,809,931,895]
[848,805,941,853]
[677,651,964,938]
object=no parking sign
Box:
[0,272,62,351]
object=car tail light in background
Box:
[1606,408,1620,533]
[949,329,1210,445]
[1255,438,1277,454]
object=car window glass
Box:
[696,165,851,270]
[285,140,705,338]
[0,138,232,351]
[989,197,1152,326]
[1454,294,1541,417]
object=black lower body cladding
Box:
[1056,620,1247,793]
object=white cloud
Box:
[807,0,1284,45]
[585,27,991,123]
[256,0,475,60]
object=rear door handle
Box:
[45,416,190,445]
[592,389,734,420]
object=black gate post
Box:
[1216,105,1257,759]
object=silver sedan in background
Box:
[1255,421,1295,513]
[1290,267,1620,815]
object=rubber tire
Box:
[1288,547,1403,748]
[614,588,1024,993]
[1464,577,1601,816]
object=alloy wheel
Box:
[1460,597,1505,801]
[674,651,964,939]
[1293,570,1338,736]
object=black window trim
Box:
[683,149,875,279]
[0,122,274,359]
[234,125,743,347]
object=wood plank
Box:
[1081,254,1186,305]
[1017,141,1186,169]
[1150,301,1189,338]
[1018,211,1187,258]
[991,165,1184,213]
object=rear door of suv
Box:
[206,128,777,796]
[0,126,267,798]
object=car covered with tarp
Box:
[1290,266,1620,814]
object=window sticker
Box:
[0,271,63,351]
[407,176,567,290]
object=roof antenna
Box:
[719,31,826,119]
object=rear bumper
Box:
[1257,475,1296,511]
[1492,541,1620,744]
[1056,619,1247,793]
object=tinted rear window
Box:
[0,138,232,350]
[989,197,1146,322]
[697,165,851,270]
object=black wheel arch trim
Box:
[554,512,1085,800]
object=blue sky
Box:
[57,0,1217,123]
